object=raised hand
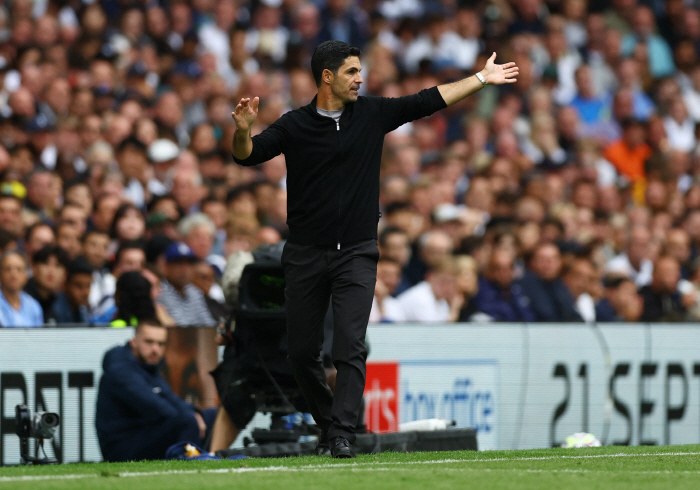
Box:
[481,53,519,85]
[231,96,259,132]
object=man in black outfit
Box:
[231,40,518,458]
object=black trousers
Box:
[282,239,378,443]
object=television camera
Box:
[15,404,60,465]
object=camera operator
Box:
[95,319,215,461]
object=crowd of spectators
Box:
[1,0,700,326]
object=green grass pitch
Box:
[1,445,699,490]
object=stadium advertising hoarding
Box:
[0,328,218,466]
[364,323,700,451]
[1,324,700,464]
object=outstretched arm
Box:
[437,53,518,106]
[231,96,259,160]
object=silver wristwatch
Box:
[475,71,487,87]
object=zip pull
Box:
[336,121,340,131]
[337,242,340,250]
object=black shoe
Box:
[315,437,331,456]
[330,436,355,459]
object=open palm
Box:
[482,53,519,85]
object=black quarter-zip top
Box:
[233,87,447,248]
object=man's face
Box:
[130,325,168,365]
[532,245,561,281]
[0,254,27,292]
[191,262,214,295]
[329,56,363,106]
[93,196,121,232]
[26,225,55,259]
[488,251,514,289]
[56,225,81,259]
[186,225,213,260]
[33,256,65,292]
[60,206,87,236]
[114,249,145,277]
[66,273,92,308]
[166,260,193,290]
[83,233,110,268]
[380,232,410,266]
[0,198,22,236]
[428,270,456,301]
[376,261,401,295]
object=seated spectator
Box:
[52,257,94,325]
[472,248,536,322]
[91,240,147,323]
[562,256,598,322]
[191,260,231,322]
[606,225,653,287]
[56,221,83,260]
[596,275,643,322]
[404,229,453,287]
[23,223,55,271]
[452,255,479,322]
[83,229,113,319]
[109,271,160,327]
[0,251,44,327]
[369,257,404,323]
[96,320,215,462]
[157,242,216,326]
[24,245,68,323]
[377,226,412,295]
[639,255,686,322]
[516,243,583,322]
[396,257,458,322]
[602,117,652,185]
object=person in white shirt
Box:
[395,256,457,322]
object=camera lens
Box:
[40,413,59,427]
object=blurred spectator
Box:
[109,271,158,328]
[452,255,479,322]
[157,242,215,326]
[472,247,535,322]
[596,274,643,322]
[0,251,43,327]
[378,226,412,295]
[639,255,686,322]
[606,225,653,286]
[0,194,23,238]
[52,257,93,325]
[562,256,598,322]
[621,5,675,79]
[23,222,55,270]
[191,259,230,322]
[369,257,404,323]
[602,117,652,186]
[404,229,453,287]
[396,256,458,322]
[24,245,68,323]
[517,242,583,322]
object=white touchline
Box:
[1,451,699,482]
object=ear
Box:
[322,68,334,85]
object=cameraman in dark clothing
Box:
[231,40,518,457]
[95,320,214,462]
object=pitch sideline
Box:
[1,450,699,482]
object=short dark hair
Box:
[32,244,69,267]
[114,240,145,266]
[66,256,93,281]
[310,41,361,87]
[379,226,407,248]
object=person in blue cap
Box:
[156,242,215,326]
